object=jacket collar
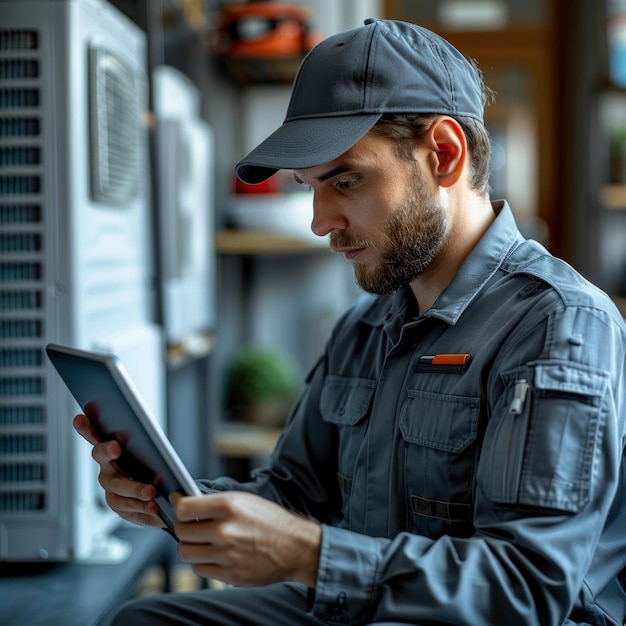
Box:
[360,201,525,328]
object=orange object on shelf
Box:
[215,2,321,58]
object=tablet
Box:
[46,343,202,537]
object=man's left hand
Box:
[171,491,322,588]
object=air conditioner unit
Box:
[0,0,164,562]
[152,65,216,348]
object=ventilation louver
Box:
[0,28,47,518]
[89,45,140,205]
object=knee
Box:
[110,596,162,626]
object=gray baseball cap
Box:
[236,18,485,184]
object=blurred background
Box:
[0,0,625,616]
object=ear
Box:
[423,117,467,188]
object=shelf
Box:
[217,55,305,86]
[215,229,330,255]
[600,184,626,209]
[166,332,214,369]
[212,423,282,459]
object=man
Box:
[74,18,626,626]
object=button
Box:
[568,334,583,346]
[518,281,542,298]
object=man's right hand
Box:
[73,413,166,529]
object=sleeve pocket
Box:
[484,362,608,513]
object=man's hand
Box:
[73,414,165,529]
[171,491,322,588]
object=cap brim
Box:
[236,113,382,184]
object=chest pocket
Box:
[399,389,480,539]
[320,376,376,524]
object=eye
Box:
[334,177,359,190]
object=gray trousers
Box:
[110,582,415,625]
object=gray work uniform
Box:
[115,202,626,626]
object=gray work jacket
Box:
[204,202,626,625]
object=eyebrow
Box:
[293,166,351,185]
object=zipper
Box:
[509,379,529,415]
[495,378,530,502]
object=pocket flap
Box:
[534,363,607,397]
[320,376,377,426]
[400,389,480,452]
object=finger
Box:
[91,439,123,465]
[104,491,165,530]
[177,541,228,566]
[170,492,202,528]
[171,492,207,523]
[120,510,165,530]
[174,516,223,545]
[73,414,101,445]
[171,493,223,544]
[105,489,161,517]
[172,492,229,523]
[102,473,157,501]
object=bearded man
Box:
[75,18,626,626]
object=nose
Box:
[310,191,348,237]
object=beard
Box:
[330,166,449,295]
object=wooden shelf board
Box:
[216,229,330,254]
[213,423,283,458]
[600,184,626,209]
[217,55,305,86]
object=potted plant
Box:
[225,347,299,427]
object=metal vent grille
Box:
[0,88,39,108]
[0,28,47,516]
[89,45,140,205]
[0,462,45,482]
[0,30,38,51]
[0,405,44,426]
[0,59,39,80]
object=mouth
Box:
[345,247,368,261]
[330,232,372,261]
[333,246,368,261]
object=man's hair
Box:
[369,62,495,196]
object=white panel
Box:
[153,65,200,118]
[153,66,216,345]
